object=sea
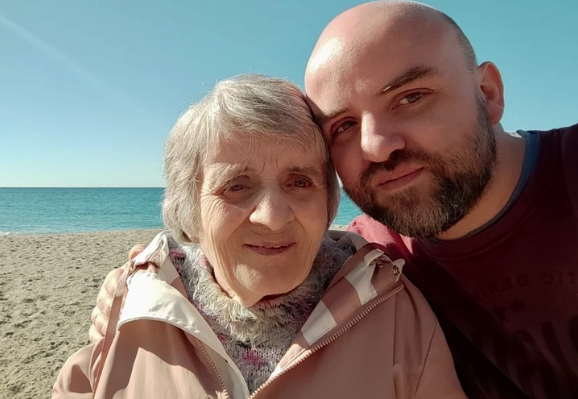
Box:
[0,188,362,235]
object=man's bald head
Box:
[307,1,476,83]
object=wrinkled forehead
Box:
[203,135,327,176]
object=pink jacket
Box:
[53,231,466,398]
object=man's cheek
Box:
[332,150,356,179]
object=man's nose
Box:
[360,115,405,163]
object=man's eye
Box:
[399,92,423,105]
[334,120,356,134]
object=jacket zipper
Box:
[195,337,230,399]
[249,281,404,399]
[193,280,403,399]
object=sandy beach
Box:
[0,229,161,398]
[0,226,347,398]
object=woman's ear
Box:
[183,233,200,244]
[477,61,505,125]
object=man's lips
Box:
[244,242,296,255]
[375,167,424,191]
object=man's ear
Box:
[477,61,505,125]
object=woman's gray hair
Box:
[162,74,340,243]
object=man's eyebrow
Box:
[314,108,347,128]
[377,65,440,96]
[313,66,439,128]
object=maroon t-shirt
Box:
[348,125,578,399]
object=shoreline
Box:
[0,227,163,236]
[0,226,348,398]
[0,225,348,236]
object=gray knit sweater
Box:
[166,236,353,393]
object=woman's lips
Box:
[376,167,424,192]
[244,243,296,255]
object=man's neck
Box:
[435,127,527,241]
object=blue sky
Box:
[1,0,576,187]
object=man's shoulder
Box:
[532,123,578,192]
[528,122,578,135]
[530,123,578,148]
[553,123,578,165]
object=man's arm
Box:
[88,244,145,343]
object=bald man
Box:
[305,1,578,399]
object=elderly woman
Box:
[53,75,465,398]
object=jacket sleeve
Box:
[52,340,103,399]
[414,323,467,399]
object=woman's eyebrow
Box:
[287,166,323,180]
[213,164,251,177]
[205,164,251,188]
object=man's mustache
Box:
[360,150,432,187]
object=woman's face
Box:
[198,136,329,307]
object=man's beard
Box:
[344,96,497,239]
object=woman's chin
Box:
[235,282,301,308]
[255,293,286,307]
[227,268,311,307]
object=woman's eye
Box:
[227,183,245,192]
[399,92,423,105]
[221,179,253,199]
[292,178,311,188]
[334,120,356,134]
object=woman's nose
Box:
[249,188,295,231]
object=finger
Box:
[95,314,108,338]
[90,303,108,326]
[88,325,103,343]
[129,244,145,261]
[94,313,109,337]
[104,267,124,296]
[96,287,113,317]
[89,303,109,340]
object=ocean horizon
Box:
[0,187,362,235]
